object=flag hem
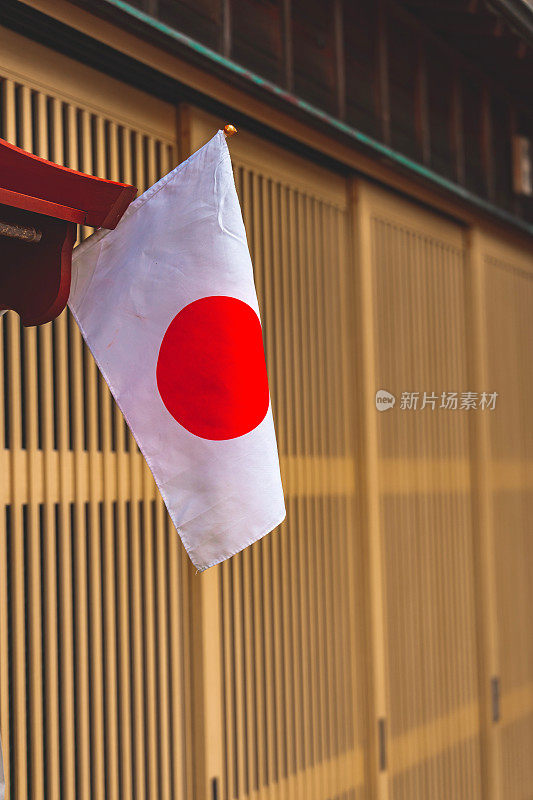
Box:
[187,506,287,573]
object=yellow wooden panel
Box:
[186,107,366,800]
[482,244,533,800]
[0,44,191,800]
[359,179,484,799]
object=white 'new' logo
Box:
[375,390,396,412]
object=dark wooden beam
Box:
[221,0,231,58]
[516,39,529,58]
[457,33,530,65]
[334,0,346,120]
[481,83,495,200]
[415,40,430,165]
[401,0,478,10]
[418,12,505,37]
[282,0,293,92]
[508,102,522,215]
[377,0,391,145]
[451,63,465,184]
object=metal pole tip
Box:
[223,124,238,137]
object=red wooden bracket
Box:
[0,137,137,326]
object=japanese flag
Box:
[69,131,285,570]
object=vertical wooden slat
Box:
[24,322,45,797]
[484,246,533,798]
[321,201,345,777]
[155,496,172,800]
[231,554,247,798]
[303,194,328,797]
[83,111,106,800]
[254,171,276,799]
[147,135,157,188]
[86,392,106,800]
[352,178,389,800]
[168,519,186,800]
[467,229,502,800]
[68,106,94,798]
[261,173,284,800]
[278,183,297,785]
[294,191,314,790]
[130,488,146,800]
[100,119,120,800]
[0,314,10,800]
[193,565,225,800]
[318,200,341,784]
[20,83,46,800]
[141,473,159,800]
[243,548,258,792]
[333,203,353,764]
[36,91,62,800]
[251,540,267,794]
[245,173,261,794]
[3,75,28,800]
[221,560,236,799]
[287,186,305,800]
[39,315,63,799]
[7,307,27,799]
[336,202,362,790]
[183,557,196,800]
[2,78,16,144]
[268,180,289,788]
[115,124,134,800]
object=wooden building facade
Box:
[0,1,532,799]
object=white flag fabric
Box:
[69,131,285,570]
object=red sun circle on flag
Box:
[156,296,270,440]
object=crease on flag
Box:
[72,130,227,267]
[215,155,247,245]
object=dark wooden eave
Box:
[398,0,533,105]
[2,0,533,238]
